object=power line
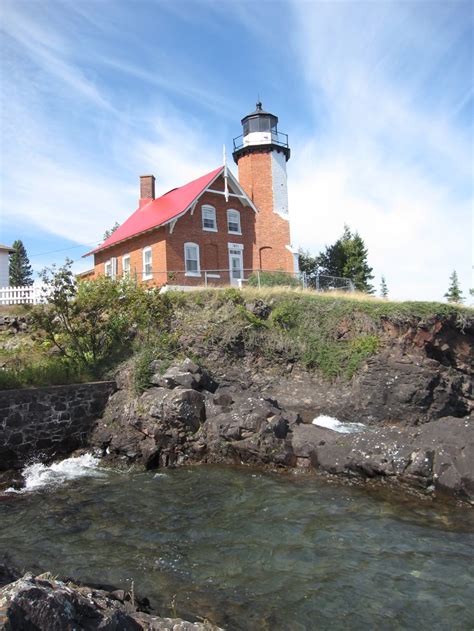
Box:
[29,242,99,258]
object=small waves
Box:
[5,453,103,493]
[312,415,366,434]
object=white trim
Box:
[169,219,177,235]
[122,254,130,277]
[205,273,221,279]
[104,260,112,278]
[227,209,242,235]
[204,169,259,214]
[184,242,201,277]
[142,246,153,280]
[227,242,244,250]
[207,189,247,200]
[228,247,244,286]
[202,204,217,232]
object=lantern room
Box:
[232,101,290,163]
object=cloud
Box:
[287,1,473,300]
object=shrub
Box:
[0,358,90,390]
[247,271,301,288]
[270,300,301,330]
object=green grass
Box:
[0,358,91,390]
[1,287,471,388]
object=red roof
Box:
[85,166,223,256]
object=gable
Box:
[85,166,223,257]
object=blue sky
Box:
[1,0,472,301]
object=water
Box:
[5,453,103,493]
[312,414,367,433]
[1,459,473,630]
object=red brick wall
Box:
[237,151,294,272]
[93,229,168,287]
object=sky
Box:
[0,0,473,301]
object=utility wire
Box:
[29,242,100,258]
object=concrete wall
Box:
[0,381,115,470]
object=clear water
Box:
[1,463,473,630]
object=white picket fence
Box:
[0,285,48,305]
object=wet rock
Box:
[291,424,337,459]
[309,416,474,501]
[0,572,223,630]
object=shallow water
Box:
[1,462,473,630]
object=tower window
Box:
[227,209,241,234]
[185,242,201,276]
[202,205,217,231]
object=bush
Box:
[247,271,301,288]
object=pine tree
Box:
[9,240,33,286]
[444,270,464,303]
[103,222,120,241]
[380,276,388,299]
[318,225,374,293]
[298,249,320,285]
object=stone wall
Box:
[0,381,116,470]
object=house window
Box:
[105,258,117,279]
[184,242,200,276]
[122,255,130,277]
[227,209,241,234]
[202,205,217,231]
[142,247,152,280]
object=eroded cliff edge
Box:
[91,316,473,503]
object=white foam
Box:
[312,415,366,434]
[6,453,103,493]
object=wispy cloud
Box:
[287,0,473,300]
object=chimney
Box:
[139,175,155,207]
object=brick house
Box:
[84,103,298,287]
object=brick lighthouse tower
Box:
[232,102,297,273]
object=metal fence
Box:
[0,271,355,304]
[305,274,355,292]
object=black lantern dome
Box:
[232,101,290,163]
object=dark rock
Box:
[309,416,474,501]
[0,572,223,630]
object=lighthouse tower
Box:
[232,102,296,273]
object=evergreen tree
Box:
[318,225,374,293]
[298,249,320,285]
[444,270,464,303]
[103,222,120,241]
[9,240,33,286]
[380,276,388,299]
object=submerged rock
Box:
[0,571,223,630]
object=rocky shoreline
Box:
[89,356,473,504]
[0,564,222,630]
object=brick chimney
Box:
[139,175,155,207]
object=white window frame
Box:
[202,205,217,232]
[104,260,112,278]
[142,247,152,280]
[184,242,201,276]
[122,254,131,277]
[227,209,241,235]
